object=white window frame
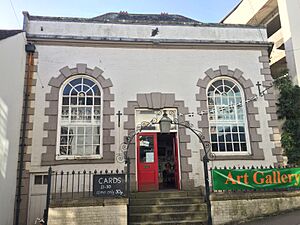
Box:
[206,76,251,155]
[56,75,103,160]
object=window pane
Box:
[218,133,224,142]
[234,143,240,151]
[70,78,82,86]
[83,85,89,92]
[87,97,93,105]
[211,134,217,142]
[78,127,84,134]
[61,127,68,135]
[78,97,85,105]
[85,145,93,155]
[71,89,78,96]
[59,77,103,157]
[71,97,77,105]
[43,175,48,185]
[139,136,154,163]
[77,145,84,155]
[226,143,233,151]
[63,84,72,95]
[226,134,232,142]
[34,175,43,185]
[77,136,84,145]
[93,135,100,144]
[93,86,101,96]
[62,97,69,105]
[207,78,248,154]
[85,135,92,145]
[240,134,246,142]
[83,78,95,87]
[60,136,68,145]
[94,97,101,105]
[212,143,218,152]
[219,143,225,152]
[94,145,100,154]
[241,143,247,151]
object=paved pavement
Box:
[239,209,300,225]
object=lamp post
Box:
[159,111,213,225]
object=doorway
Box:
[137,132,179,192]
[158,133,178,190]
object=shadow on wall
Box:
[0,97,9,180]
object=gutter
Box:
[14,43,36,225]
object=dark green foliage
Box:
[275,74,300,165]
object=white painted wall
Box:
[0,33,26,225]
[30,45,277,185]
[23,16,280,224]
[277,0,300,85]
[26,20,267,43]
[222,0,269,24]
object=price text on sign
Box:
[93,174,125,197]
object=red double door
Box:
[137,132,180,192]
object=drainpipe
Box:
[15,43,36,225]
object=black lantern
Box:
[159,111,172,133]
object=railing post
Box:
[126,155,131,225]
[44,167,52,225]
[203,155,212,225]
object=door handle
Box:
[144,165,150,169]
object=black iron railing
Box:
[43,167,127,225]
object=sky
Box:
[0,0,240,29]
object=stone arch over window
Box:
[196,66,264,160]
[41,64,115,165]
[123,93,194,191]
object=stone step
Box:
[130,203,207,213]
[130,196,204,206]
[130,220,207,225]
[130,212,207,223]
[130,190,203,199]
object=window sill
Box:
[200,149,265,161]
[56,155,103,160]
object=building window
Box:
[34,175,48,185]
[57,76,103,158]
[207,77,250,153]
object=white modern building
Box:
[0,30,26,225]
[222,0,300,85]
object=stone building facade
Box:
[17,11,282,224]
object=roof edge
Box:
[25,12,266,29]
[220,0,243,23]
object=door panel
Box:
[137,133,158,192]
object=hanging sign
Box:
[93,174,126,197]
[212,167,300,191]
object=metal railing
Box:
[43,167,127,225]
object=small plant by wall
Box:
[275,72,300,165]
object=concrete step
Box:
[130,196,204,206]
[130,212,207,223]
[130,203,207,213]
[130,190,203,199]
[130,220,207,225]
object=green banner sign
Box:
[212,167,300,191]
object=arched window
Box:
[207,77,250,153]
[57,76,102,158]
